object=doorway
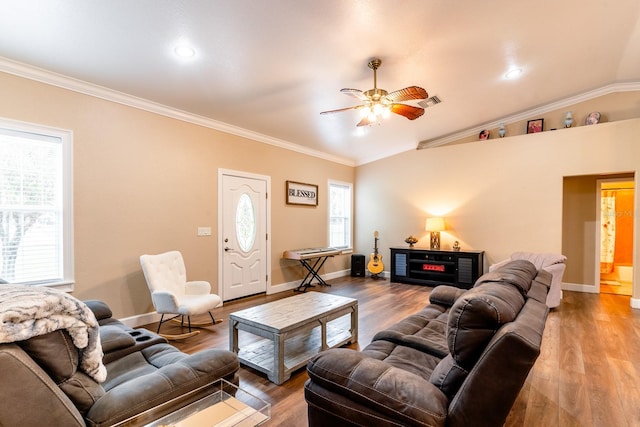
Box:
[218,169,271,301]
[598,179,634,296]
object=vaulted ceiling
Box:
[1,1,639,165]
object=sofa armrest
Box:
[83,300,113,322]
[429,285,466,307]
[185,280,211,294]
[151,290,180,313]
[307,348,447,426]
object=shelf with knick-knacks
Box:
[477,110,603,141]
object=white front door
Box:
[219,170,270,301]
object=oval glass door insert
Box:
[236,193,256,252]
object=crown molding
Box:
[0,56,355,167]
[417,81,640,150]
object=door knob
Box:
[224,247,232,252]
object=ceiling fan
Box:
[320,58,429,127]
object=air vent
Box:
[418,95,442,108]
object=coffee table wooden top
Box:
[229,292,357,333]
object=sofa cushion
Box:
[18,330,105,414]
[429,354,468,399]
[86,345,240,427]
[447,281,525,369]
[447,298,549,426]
[18,330,78,382]
[473,259,537,297]
[306,348,448,426]
[371,304,449,358]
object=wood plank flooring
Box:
[149,276,640,427]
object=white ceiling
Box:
[1,1,639,165]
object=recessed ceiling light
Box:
[174,45,196,58]
[504,68,523,80]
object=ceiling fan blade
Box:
[386,86,428,103]
[356,116,372,127]
[320,105,363,115]
[340,88,369,101]
[390,103,425,120]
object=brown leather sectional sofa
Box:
[0,299,239,427]
[305,260,551,427]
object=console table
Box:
[390,247,484,289]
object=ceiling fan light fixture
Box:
[367,109,378,123]
[320,58,429,127]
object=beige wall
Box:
[0,72,353,318]
[2,69,639,317]
[355,118,640,300]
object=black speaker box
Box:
[351,254,366,277]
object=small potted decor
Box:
[404,235,418,248]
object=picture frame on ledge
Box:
[286,180,318,206]
[526,118,544,134]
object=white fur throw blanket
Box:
[0,284,107,383]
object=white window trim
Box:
[0,117,74,291]
[328,179,353,251]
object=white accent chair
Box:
[140,250,222,339]
[489,251,567,308]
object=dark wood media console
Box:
[390,247,484,289]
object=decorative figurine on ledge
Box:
[404,235,418,248]
[564,111,573,128]
[498,122,506,138]
[452,241,461,251]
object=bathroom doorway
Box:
[598,178,634,296]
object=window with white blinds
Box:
[328,180,352,249]
[0,119,73,288]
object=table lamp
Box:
[425,217,445,250]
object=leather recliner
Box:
[0,299,239,427]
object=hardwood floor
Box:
[151,277,640,427]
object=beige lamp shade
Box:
[425,217,445,232]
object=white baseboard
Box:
[562,282,599,294]
[119,311,160,328]
[563,282,639,310]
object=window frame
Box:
[328,179,353,251]
[0,117,74,290]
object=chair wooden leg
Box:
[209,312,223,325]
[157,314,165,334]
[159,312,222,340]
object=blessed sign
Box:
[286,181,318,206]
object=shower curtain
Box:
[600,190,616,274]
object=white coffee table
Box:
[229,292,358,385]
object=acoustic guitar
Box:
[367,231,384,278]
